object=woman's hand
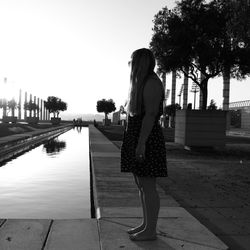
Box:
[135,143,146,162]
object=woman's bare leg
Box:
[127,174,146,234]
[130,176,159,240]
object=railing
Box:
[229,100,250,109]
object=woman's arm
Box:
[136,77,163,161]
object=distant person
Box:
[121,48,167,241]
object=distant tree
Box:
[7,98,18,117]
[96,99,116,121]
[24,100,39,117]
[0,98,6,110]
[164,103,181,117]
[164,103,181,128]
[207,99,218,110]
[150,0,250,110]
[44,96,67,118]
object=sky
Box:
[0,0,249,120]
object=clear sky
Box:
[0,0,249,119]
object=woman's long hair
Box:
[127,48,156,116]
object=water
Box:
[0,127,90,219]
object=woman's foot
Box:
[129,230,157,241]
[127,224,145,234]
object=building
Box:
[229,100,250,129]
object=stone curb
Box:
[0,124,72,164]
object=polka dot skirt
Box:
[121,115,168,177]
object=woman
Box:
[121,48,168,241]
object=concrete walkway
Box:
[89,125,228,250]
[0,219,100,250]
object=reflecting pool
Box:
[0,127,90,219]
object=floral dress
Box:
[120,99,167,177]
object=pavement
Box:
[89,125,228,250]
[111,128,250,250]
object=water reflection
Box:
[43,139,66,156]
[73,126,82,133]
[0,128,90,219]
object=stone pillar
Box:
[37,98,40,120]
[40,99,43,120]
[2,78,7,117]
[171,70,176,105]
[24,92,27,119]
[43,101,46,120]
[34,96,36,117]
[183,67,189,109]
[29,94,32,117]
[18,89,22,120]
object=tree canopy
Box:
[96,99,116,120]
[164,103,181,117]
[24,100,39,111]
[44,96,67,118]
[150,0,250,109]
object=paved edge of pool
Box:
[88,124,229,250]
[0,124,72,164]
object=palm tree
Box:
[7,98,17,117]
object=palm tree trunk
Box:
[199,72,205,109]
[223,65,231,129]
[162,72,166,127]
[171,70,176,105]
[170,70,177,127]
[201,83,208,110]
[183,66,189,109]
[11,108,15,117]
[223,66,230,110]
[2,99,7,116]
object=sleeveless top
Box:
[130,74,164,122]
